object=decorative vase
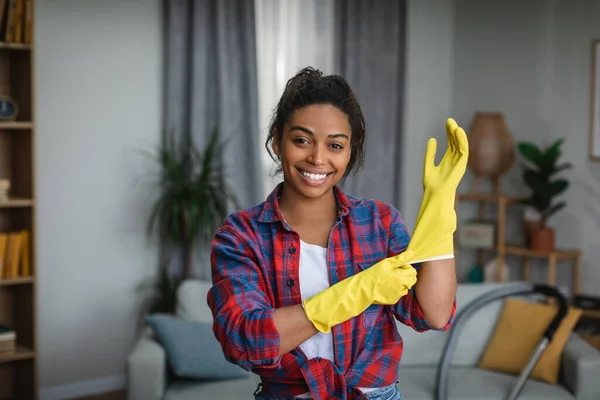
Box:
[467,112,515,193]
[530,227,555,252]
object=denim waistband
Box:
[253,382,402,400]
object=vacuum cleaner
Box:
[435,282,569,400]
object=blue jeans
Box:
[364,383,403,400]
[253,382,403,400]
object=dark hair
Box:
[265,66,366,178]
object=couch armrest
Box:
[560,333,600,400]
[127,330,167,400]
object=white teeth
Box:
[301,171,328,181]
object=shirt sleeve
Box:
[206,219,282,371]
[386,206,455,332]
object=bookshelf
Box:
[0,0,36,399]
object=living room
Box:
[0,0,599,399]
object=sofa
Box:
[127,280,600,400]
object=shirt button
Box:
[289,246,297,254]
[287,279,295,287]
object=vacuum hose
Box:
[434,283,568,400]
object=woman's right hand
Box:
[302,250,417,333]
[369,250,417,305]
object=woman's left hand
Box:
[422,118,469,193]
[406,118,469,263]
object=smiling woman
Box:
[206,67,464,400]
[272,104,353,208]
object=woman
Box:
[207,67,468,400]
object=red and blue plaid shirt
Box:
[207,183,455,400]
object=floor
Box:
[75,391,126,400]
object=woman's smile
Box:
[297,168,333,186]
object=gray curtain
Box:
[334,0,407,208]
[163,0,264,278]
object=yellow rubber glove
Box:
[407,118,469,263]
[303,250,416,333]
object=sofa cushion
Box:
[146,313,247,381]
[396,366,575,400]
[479,298,583,384]
[177,279,214,322]
[397,282,518,367]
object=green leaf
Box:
[523,169,547,195]
[547,201,566,218]
[517,142,543,166]
[538,138,563,173]
[551,162,572,175]
[550,179,569,196]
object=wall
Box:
[35,0,163,397]
[452,0,600,295]
[402,0,456,229]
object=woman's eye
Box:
[293,138,309,145]
[330,143,343,150]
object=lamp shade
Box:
[467,112,515,179]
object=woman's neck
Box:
[278,186,338,226]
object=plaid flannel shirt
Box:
[207,183,455,400]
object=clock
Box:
[0,96,19,121]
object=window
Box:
[254,0,336,198]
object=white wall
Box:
[402,0,456,229]
[35,0,163,397]
[452,0,600,296]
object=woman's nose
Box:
[308,145,327,165]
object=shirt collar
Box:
[258,182,352,224]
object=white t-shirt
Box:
[298,240,335,363]
[296,240,378,398]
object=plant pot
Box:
[522,207,542,247]
[530,227,555,252]
[523,220,542,247]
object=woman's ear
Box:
[272,132,281,158]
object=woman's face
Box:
[273,104,352,200]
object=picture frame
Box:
[590,39,600,161]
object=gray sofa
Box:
[127,280,600,400]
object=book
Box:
[0,324,16,353]
[0,323,15,341]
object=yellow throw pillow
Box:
[479,298,582,384]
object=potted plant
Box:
[144,128,239,313]
[516,138,572,251]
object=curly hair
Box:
[265,67,366,178]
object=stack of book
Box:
[0,0,33,44]
[0,324,16,353]
[0,179,9,202]
[0,229,30,279]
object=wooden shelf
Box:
[0,122,33,130]
[471,245,582,260]
[0,276,34,286]
[456,191,582,295]
[0,198,34,208]
[0,42,32,51]
[504,245,581,260]
[0,1,38,397]
[581,308,600,319]
[0,346,35,363]
[456,192,523,204]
